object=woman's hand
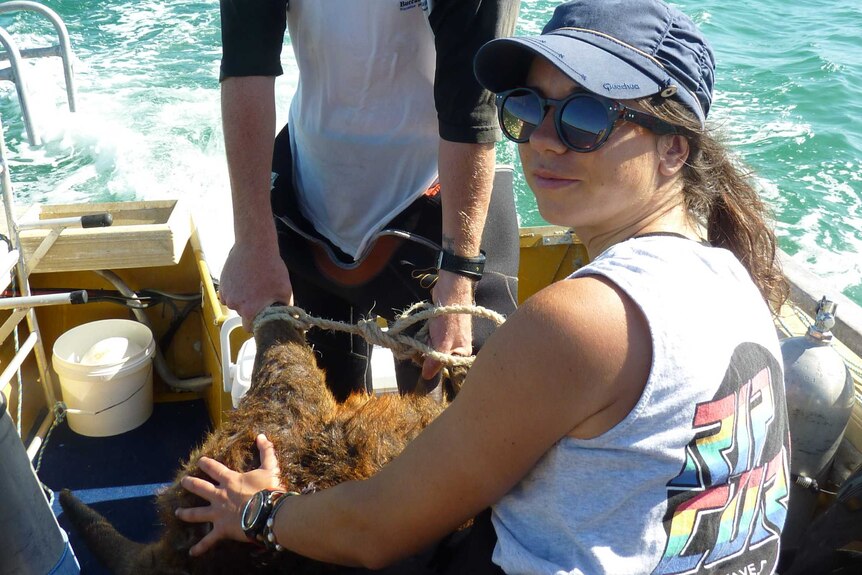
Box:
[175,433,284,556]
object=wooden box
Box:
[18,200,191,272]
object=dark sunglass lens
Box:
[501,91,543,142]
[560,95,611,150]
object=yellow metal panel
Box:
[194,232,250,427]
[518,226,589,303]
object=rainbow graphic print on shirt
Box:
[653,343,790,575]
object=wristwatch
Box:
[241,489,286,545]
[436,249,486,281]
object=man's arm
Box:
[218,77,293,330]
[422,0,521,377]
[422,140,496,377]
[218,0,292,330]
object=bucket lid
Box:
[53,319,155,374]
[79,336,145,367]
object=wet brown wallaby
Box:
[60,318,446,574]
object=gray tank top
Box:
[491,236,790,575]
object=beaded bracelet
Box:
[262,491,300,552]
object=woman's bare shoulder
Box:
[490,274,652,438]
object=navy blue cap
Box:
[474,0,715,126]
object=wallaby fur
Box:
[60,318,446,574]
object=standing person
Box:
[179,1,791,573]
[216,0,522,401]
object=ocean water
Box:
[1,0,860,306]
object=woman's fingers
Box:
[180,475,220,500]
[175,435,285,555]
[257,434,280,473]
[197,456,235,482]
[175,504,214,524]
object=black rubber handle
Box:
[70,290,89,305]
[80,213,113,228]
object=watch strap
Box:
[437,249,486,281]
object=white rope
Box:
[252,302,506,368]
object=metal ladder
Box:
[0,1,82,455]
[0,1,77,146]
[0,116,106,458]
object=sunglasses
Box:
[496,87,678,152]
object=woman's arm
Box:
[178,275,651,567]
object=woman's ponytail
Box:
[642,98,789,310]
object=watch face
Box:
[241,491,266,533]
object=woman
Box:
[177,1,791,573]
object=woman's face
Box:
[518,57,684,250]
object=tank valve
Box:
[791,474,821,494]
[807,296,837,342]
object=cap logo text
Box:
[603,82,640,91]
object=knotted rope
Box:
[252,301,506,368]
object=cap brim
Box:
[475,32,664,101]
[475,31,706,125]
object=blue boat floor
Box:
[38,399,212,575]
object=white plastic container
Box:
[220,313,400,403]
[220,314,256,408]
[52,319,156,437]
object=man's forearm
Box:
[437,140,496,257]
[221,76,278,244]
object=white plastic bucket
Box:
[52,319,156,437]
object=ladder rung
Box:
[0,290,88,310]
[0,308,28,346]
[0,45,62,62]
[1,249,19,294]
[1,248,19,286]
[17,213,113,230]
[0,330,37,390]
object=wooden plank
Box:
[17,200,191,272]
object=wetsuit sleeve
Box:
[219,0,289,81]
[427,0,521,144]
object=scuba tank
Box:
[0,392,80,574]
[780,297,855,551]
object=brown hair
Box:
[640,97,789,311]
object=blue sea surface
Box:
[1,0,860,305]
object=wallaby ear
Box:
[658,134,690,176]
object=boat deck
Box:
[40,399,212,574]
[39,344,398,574]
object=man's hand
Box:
[176,434,284,556]
[219,241,294,332]
[422,271,475,380]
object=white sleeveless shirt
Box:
[286,0,439,258]
[491,236,790,575]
